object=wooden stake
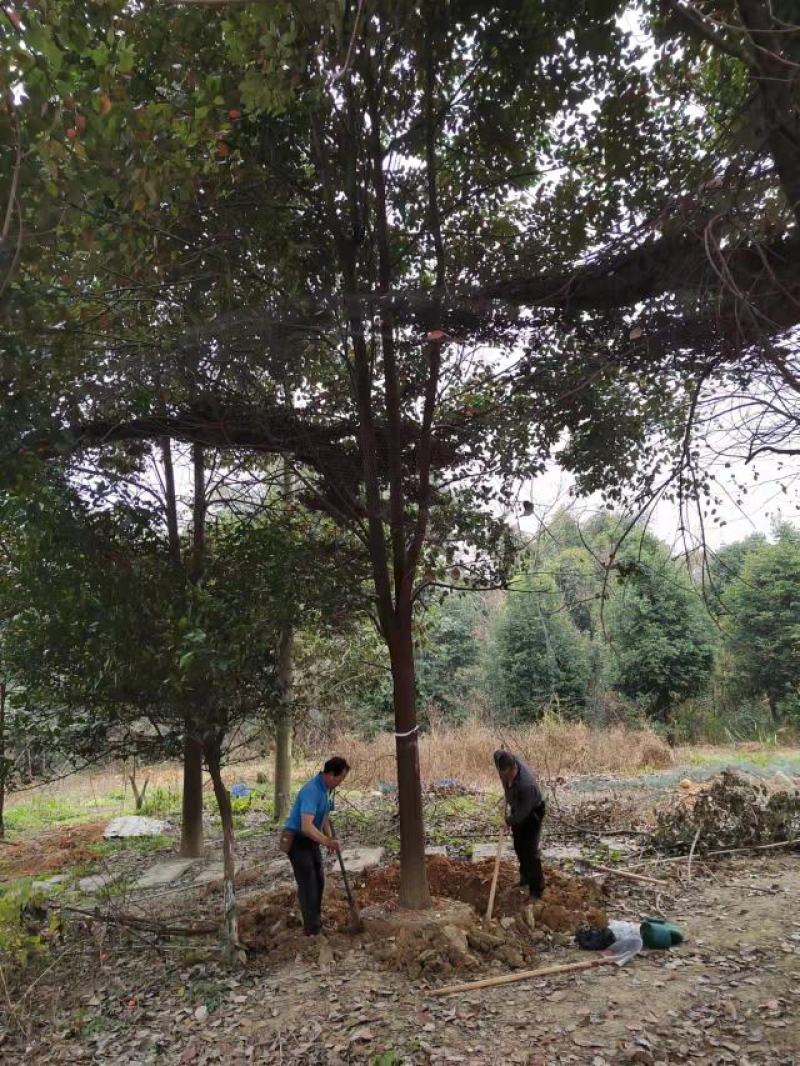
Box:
[429,957,612,997]
[484,822,506,924]
[583,862,668,887]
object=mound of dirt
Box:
[239,854,608,979]
[353,854,606,929]
[0,822,106,878]
[654,769,800,853]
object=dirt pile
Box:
[370,904,542,979]
[353,854,606,928]
[0,822,106,878]
[654,769,800,852]
[239,854,608,978]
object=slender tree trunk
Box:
[179,444,208,856]
[273,626,294,824]
[0,680,6,838]
[128,764,149,813]
[180,733,204,857]
[389,607,430,908]
[161,437,180,560]
[206,744,240,959]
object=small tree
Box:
[723,526,800,722]
[488,569,590,720]
[416,593,488,723]
[606,542,716,728]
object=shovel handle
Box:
[329,820,360,922]
[485,820,506,924]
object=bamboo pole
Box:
[429,957,612,997]
[583,862,669,887]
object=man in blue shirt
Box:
[284,755,350,935]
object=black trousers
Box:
[511,802,546,896]
[288,835,324,933]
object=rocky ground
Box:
[0,770,798,1064]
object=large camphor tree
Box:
[7,0,798,905]
[2,1,677,906]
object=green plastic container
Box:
[640,918,684,949]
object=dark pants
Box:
[288,835,324,933]
[512,802,546,897]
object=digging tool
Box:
[329,820,363,932]
[484,819,506,924]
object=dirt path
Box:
[1,852,797,1065]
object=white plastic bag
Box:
[606,919,643,966]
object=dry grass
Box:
[338,716,674,792]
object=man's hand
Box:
[324,837,341,853]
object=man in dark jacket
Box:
[493,749,546,898]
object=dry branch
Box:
[52,903,218,938]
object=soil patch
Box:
[0,822,106,879]
[238,854,608,978]
[352,854,607,928]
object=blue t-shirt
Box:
[285,772,333,834]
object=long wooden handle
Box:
[329,821,361,924]
[429,957,611,997]
[484,821,506,923]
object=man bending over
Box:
[493,749,546,899]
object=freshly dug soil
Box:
[0,822,107,879]
[238,854,608,976]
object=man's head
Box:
[322,755,350,789]
[494,750,518,788]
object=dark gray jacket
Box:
[494,750,543,826]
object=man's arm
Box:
[507,775,538,826]
[301,812,340,849]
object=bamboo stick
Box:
[583,862,669,887]
[429,957,611,997]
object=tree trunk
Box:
[0,680,6,838]
[206,744,240,960]
[179,732,204,857]
[273,627,294,824]
[389,612,430,909]
[737,0,800,229]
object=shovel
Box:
[484,818,507,925]
[329,819,363,933]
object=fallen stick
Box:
[627,837,800,866]
[582,862,669,887]
[429,957,613,997]
[686,828,701,881]
[50,903,218,938]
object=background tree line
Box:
[339,511,800,744]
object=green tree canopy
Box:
[488,568,590,720]
[722,526,800,721]
[606,538,717,724]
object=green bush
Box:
[139,785,181,818]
